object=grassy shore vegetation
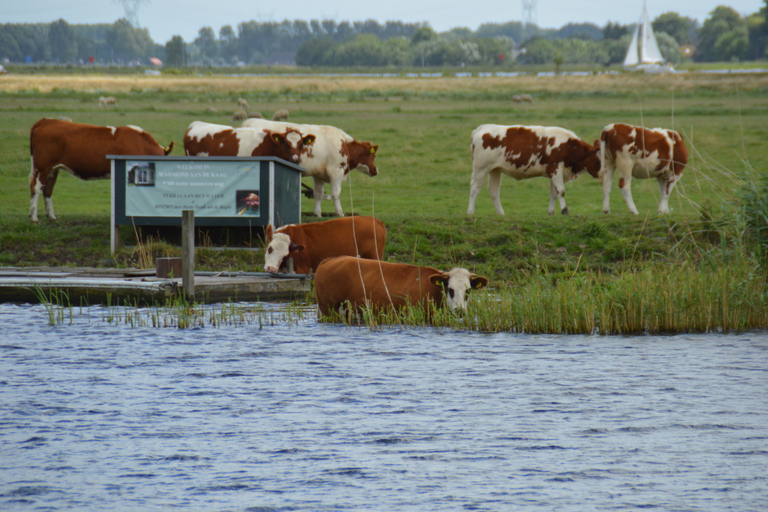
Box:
[2,70,768,332]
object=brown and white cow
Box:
[467,124,601,216]
[314,255,490,317]
[29,118,173,223]
[598,123,688,215]
[183,121,312,163]
[242,119,379,217]
[263,216,386,275]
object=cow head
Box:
[264,231,304,274]
[574,140,601,179]
[263,129,306,163]
[347,141,379,177]
[429,268,489,312]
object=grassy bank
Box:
[2,72,767,331]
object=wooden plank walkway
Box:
[0,267,311,305]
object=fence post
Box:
[182,210,195,300]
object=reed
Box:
[315,253,768,334]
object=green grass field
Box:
[1,72,767,306]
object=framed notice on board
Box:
[110,156,304,253]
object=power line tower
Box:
[522,0,537,25]
[114,0,149,28]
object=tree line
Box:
[1,2,766,68]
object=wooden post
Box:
[182,210,195,300]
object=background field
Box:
[1,71,767,286]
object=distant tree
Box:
[295,37,337,66]
[603,21,628,40]
[218,25,236,63]
[655,32,683,63]
[336,21,354,41]
[165,35,186,66]
[49,19,78,62]
[411,26,437,44]
[652,12,697,46]
[106,18,153,62]
[556,22,602,40]
[746,3,767,59]
[697,6,749,61]
[195,26,217,64]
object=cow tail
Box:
[598,132,607,184]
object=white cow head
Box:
[429,268,489,312]
[264,231,304,274]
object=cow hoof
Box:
[561,208,569,215]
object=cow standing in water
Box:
[314,256,490,317]
[263,216,387,275]
[29,118,173,223]
[598,123,688,214]
[467,124,601,216]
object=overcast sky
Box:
[2,0,762,44]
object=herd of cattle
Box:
[27,115,688,315]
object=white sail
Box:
[623,25,640,66]
[639,5,664,63]
[623,1,673,72]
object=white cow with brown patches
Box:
[183,121,311,162]
[598,123,688,214]
[467,124,601,216]
[242,118,379,217]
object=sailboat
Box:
[623,2,675,74]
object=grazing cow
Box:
[598,123,688,214]
[263,216,386,275]
[467,124,601,216]
[242,118,379,217]
[183,121,312,163]
[29,118,173,223]
[314,256,490,317]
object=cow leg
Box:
[467,167,487,215]
[312,177,325,217]
[329,178,346,217]
[601,166,614,214]
[29,171,44,224]
[43,168,61,221]
[616,160,639,214]
[549,170,568,215]
[487,170,504,215]
[657,176,679,214]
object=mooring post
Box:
[182,210,195,300]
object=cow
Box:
[29,118,173,223]
[314,255,490,318]
[183,121,312,163]
[467,124,601,216]
[598,123,688,214]
[263,216,386,275]
[242,118,379,217]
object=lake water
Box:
[1,303,767,511]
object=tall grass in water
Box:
[317,256,768,334]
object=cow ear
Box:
[265,225,273,240]
[303,135,315,146]
[429,273,449,287]
[470,275,489,290]
[370,144,378,155]
[289,243,305,254]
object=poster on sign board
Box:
[125,159,260,218]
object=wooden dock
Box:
[0,267,311,305]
